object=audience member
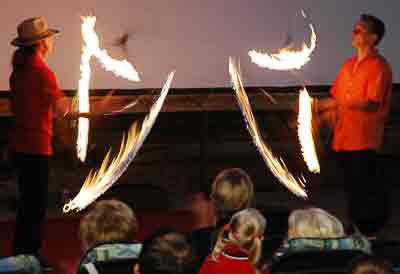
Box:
[199,208,268,274]
[189,168,254,264]
[0,255,41,274]
[77,199,141,273]
[348,255,395,274]
[274,208,371,259]
[134,228,198,274]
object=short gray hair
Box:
[288,208,345,238]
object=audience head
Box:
[136,228,198,274]
[212,208,266,269]
[211,168,254,222]
[288,207,345,239]
[348,255,395,274]
[79,199,139,251]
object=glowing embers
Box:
[76,16,140,162]
[248,11,316,70]
[64,72,174,212]
[229,58,307,198]
[298,88,320,173]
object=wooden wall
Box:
[0,85,399,212]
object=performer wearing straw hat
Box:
[9,16,69,269]
[315,14,392,236]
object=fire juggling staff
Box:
[315,14,392,235]
[9,17,69,262]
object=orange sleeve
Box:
[366,60,392,104]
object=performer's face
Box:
[352,21,377,49]
[40,36,54,59]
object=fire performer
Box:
[315,14,392,235]
[9,17,70,268]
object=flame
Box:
[76,16,141,162]
[248,12,316,70]
[229,58,307,198]
[76,18,93,162]
[63,72,174,212]
[298,88,320,173]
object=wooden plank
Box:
[1,90,400,118]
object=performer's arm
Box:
[340,64,391,113]
[339,100,379,112]
[314,97,337,113]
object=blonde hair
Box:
[79,199,139,250]
[288,208,345,239]
[212,208,266,271]
[211,168,254,220]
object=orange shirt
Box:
[330,51,392,151]
[9,53,64,155]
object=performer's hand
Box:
[319,109,338,130]
[95,89,115,114]
[54,97,71,118]
[316,98,337,112]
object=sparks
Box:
[64,72,174,213]
[76,16,141,162]
[298,88,320,173]
[229,58,307,198]
[248,11,316,70]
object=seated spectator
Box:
[134,228,198,274]
[77,199,141,272]
[199,208,268,274]
[0,255,41,274]
[348,255,395,274]
[274,207,371,258]
[189,168,254,264]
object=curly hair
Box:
[79,199,139,250]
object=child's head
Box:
[136,228,198,274]
[348,255,395,274]
[212,208,266,268]
[79,199,139,250]
[211,168,254,221]
[288,207,345,239]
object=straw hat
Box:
[11,16,60,47]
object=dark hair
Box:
[360,14,386,45]
[138,228,198,274]
[348,255,395,274]
[11,44,39,69]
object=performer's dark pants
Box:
[13,152,50,255]
[335,150,389,235]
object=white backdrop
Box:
[0,0,398,90]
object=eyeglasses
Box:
[352,28,363,35]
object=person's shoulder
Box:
[338,56,356,71]
[342,56,356,66]
[199,255,218,274]
[369,53,391,69]
[33,65,58,83]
